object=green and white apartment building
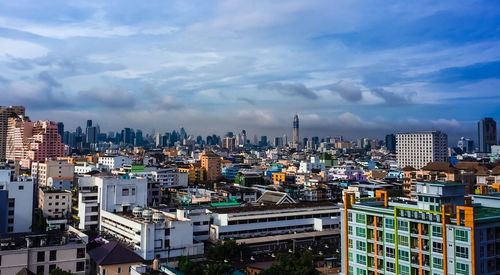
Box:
[341,182,500,275]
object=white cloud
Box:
[0,38,49,59]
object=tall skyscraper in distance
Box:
[477,117,497,153]
[0,106,25,160]
[292,114,299,148]
[57,122,64,139]
[385,134,396,153]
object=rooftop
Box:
[474,206,500,221]
[210,201,338,214]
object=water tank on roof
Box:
[142,209,153,222]
[133,206,143,218]
[152,213,165,223]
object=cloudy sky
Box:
[1,0,499,142]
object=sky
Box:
[0,0,499,142]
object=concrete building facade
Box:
[396,131,448,169]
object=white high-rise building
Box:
[396,131,448,169]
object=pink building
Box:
[7,118,65,168]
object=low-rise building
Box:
[0,228,88,275]
[0,168,34,234]
[99,208,204,260]
[39,188,72,231]
[98,156,133,170]
[88,240,143,275]
[32,159,74,190]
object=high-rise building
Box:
[457,137,475,154]
[86,126,98,144]
[0,106,25,160]
[341,183,500,275]
[222,136,236,151]
[477,117,497,153]
[135,129,143,146]
[6,119,65,168]
[396,131,448,169]
[292,114,299,148]
[385,134,396,153]
[200,151,221,182]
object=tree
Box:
[50,267,74,275]
[261,251,319,275]
[178,256,204,275]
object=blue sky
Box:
[0,0,499,141]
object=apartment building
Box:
[32,159,75,190]
[396,131,448,169]
[0,105,25,160]
[208,202,341,241]
[98,155,133,170]
[341,182,500,275]
[0,167,34,234]
[77,175,147,230]
[201,151,221,182]
[0,228,88,275]
[99,207,204,260]
[39,188,72,230]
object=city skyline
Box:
[1,1,500,140]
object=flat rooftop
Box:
[210,201,339,214]
[234,229,340,245]
[475,206,500,221]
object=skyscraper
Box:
[292,114,299,148]
[385,134,396,153]
[0,106,25,160]
[477,117,497,153]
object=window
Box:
[18,185,24,190]
[356,214,366,224]
[385,218,394,229]
[433,257,443,269]
[356,227,366,237]
[456,246,469,259]
[77,248,86,258]
[386,262,395,272]
[356,254,366,265]
[37,251,45,262]
[399,250,409,261]
[456,262,469,275]
[348,213,353,222]
[432,226,442,237]
[399,265,410,275]
[386,233,394,243]
[399,235,409,246]
[455,229,468,242]
[356,241,366,251]
[102,268,106,275]
[348,239,353,248]
[348,225,353,235]
[49,264,56,273]
[386,247,395,258]
[50,250,57,261]
[77,261,85,272]
[37,265,44,275]
[398,220,408,231]
[122,188,129,196]
[356,268,366,275]
[432,242,442,253]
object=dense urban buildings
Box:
[396,131,448,169]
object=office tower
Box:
[86,120,92,128]
[86,126,98,144]
[200,151,221,182]
[135,129,143,146]
[311,136,319,147]
[292,114,299,148]
[76,126,83,137]
[0,106,25,160]
[274,137,284,147]
[57,122,64,138]
[6,119,65,168]
[385,134,396,153]
[241,130,247,146]
[180,127,187,141]
[341,183,500,275]
[122,128,134,145]
[259,136,268,147]
[477,117,497,153]
[222,136,236,151]
[396,131,448,169]
[457,137,475,154]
